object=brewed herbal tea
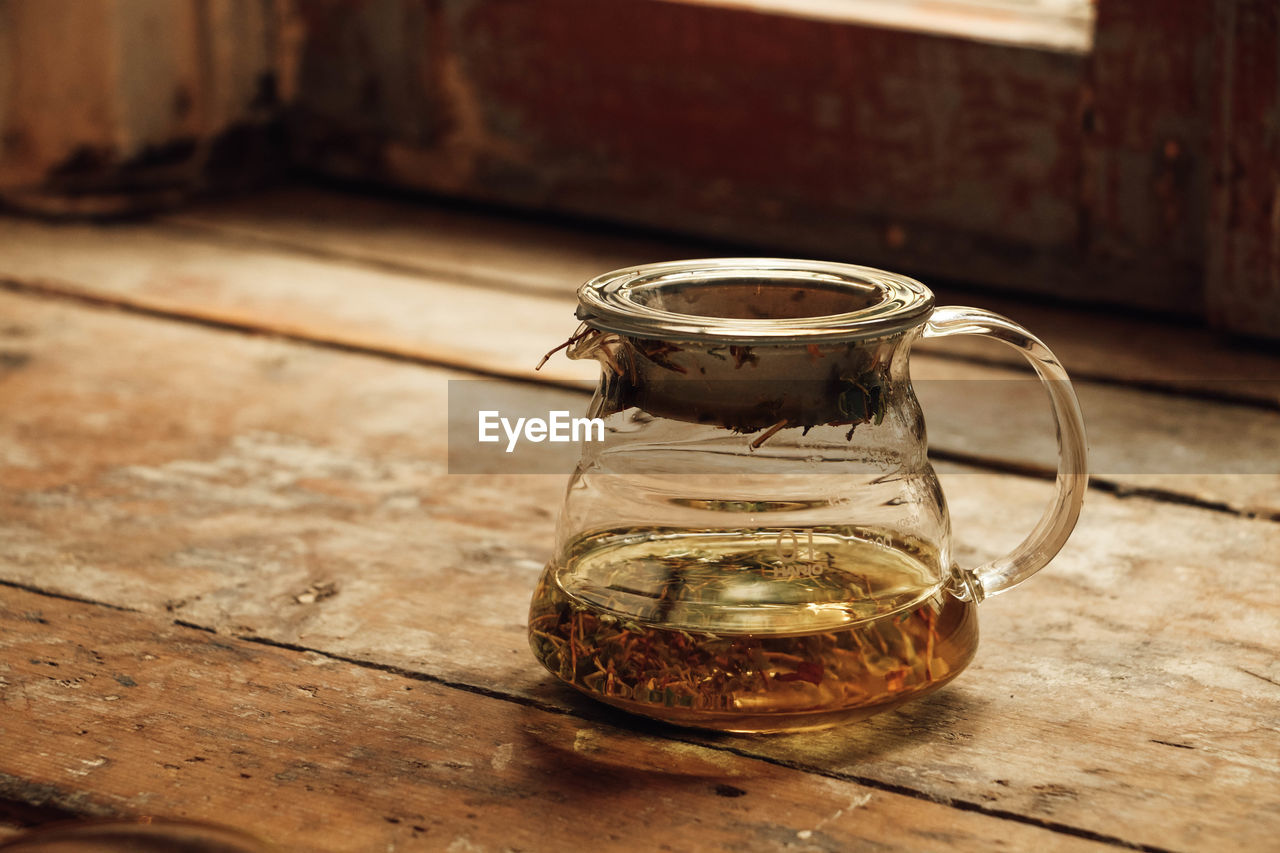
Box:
[529,528,978,732]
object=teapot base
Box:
[571,677,966,733]
[528,554,979,733]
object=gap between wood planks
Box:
[1,282,1270,848]
[1,273,1273,525]
[0,576,1170,853]
[159,206,1280,415]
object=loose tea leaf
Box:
[528,528,978,732]
[539,326,898,441]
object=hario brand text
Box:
[478,410,605,453]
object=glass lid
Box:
[575,258,935,343]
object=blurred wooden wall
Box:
[1,0,1276,339]
[0,0,290,215]
[1207,0,1280,340]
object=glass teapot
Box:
[529,259,1087,733]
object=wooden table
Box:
[1,188,1277,852]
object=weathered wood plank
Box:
[285,0,1280,326]
[2,588,1119,853]
[1081,0,1213,316]
[288,0,1112,307]
[0,0,282,215]
[1206,0,1280,339]
[164,189,1280,402]
[1,292,1277,850]
[910,358,1280,519]
[0,216,596,385]
[2,211,1277,517]
[163,188,706,299]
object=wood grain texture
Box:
[1081,0,1213,313]
[0,0,282,214]
[0,0,118,188]
[909,358,1280,518]
[4,0,1274,332]
[2,588,1122,853]
[3,207,1277,517]
[0,215,596,384]
[283,0,1280,330]
[164,189,1280,400]
[164,188,713,299]
[1,292,1277,850]
[1207,0,1280,338]
[288,0,1116,307]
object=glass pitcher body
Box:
[529,260,1087,733]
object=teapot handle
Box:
[921,306,1089,601]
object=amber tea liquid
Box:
[529,529,978,733]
